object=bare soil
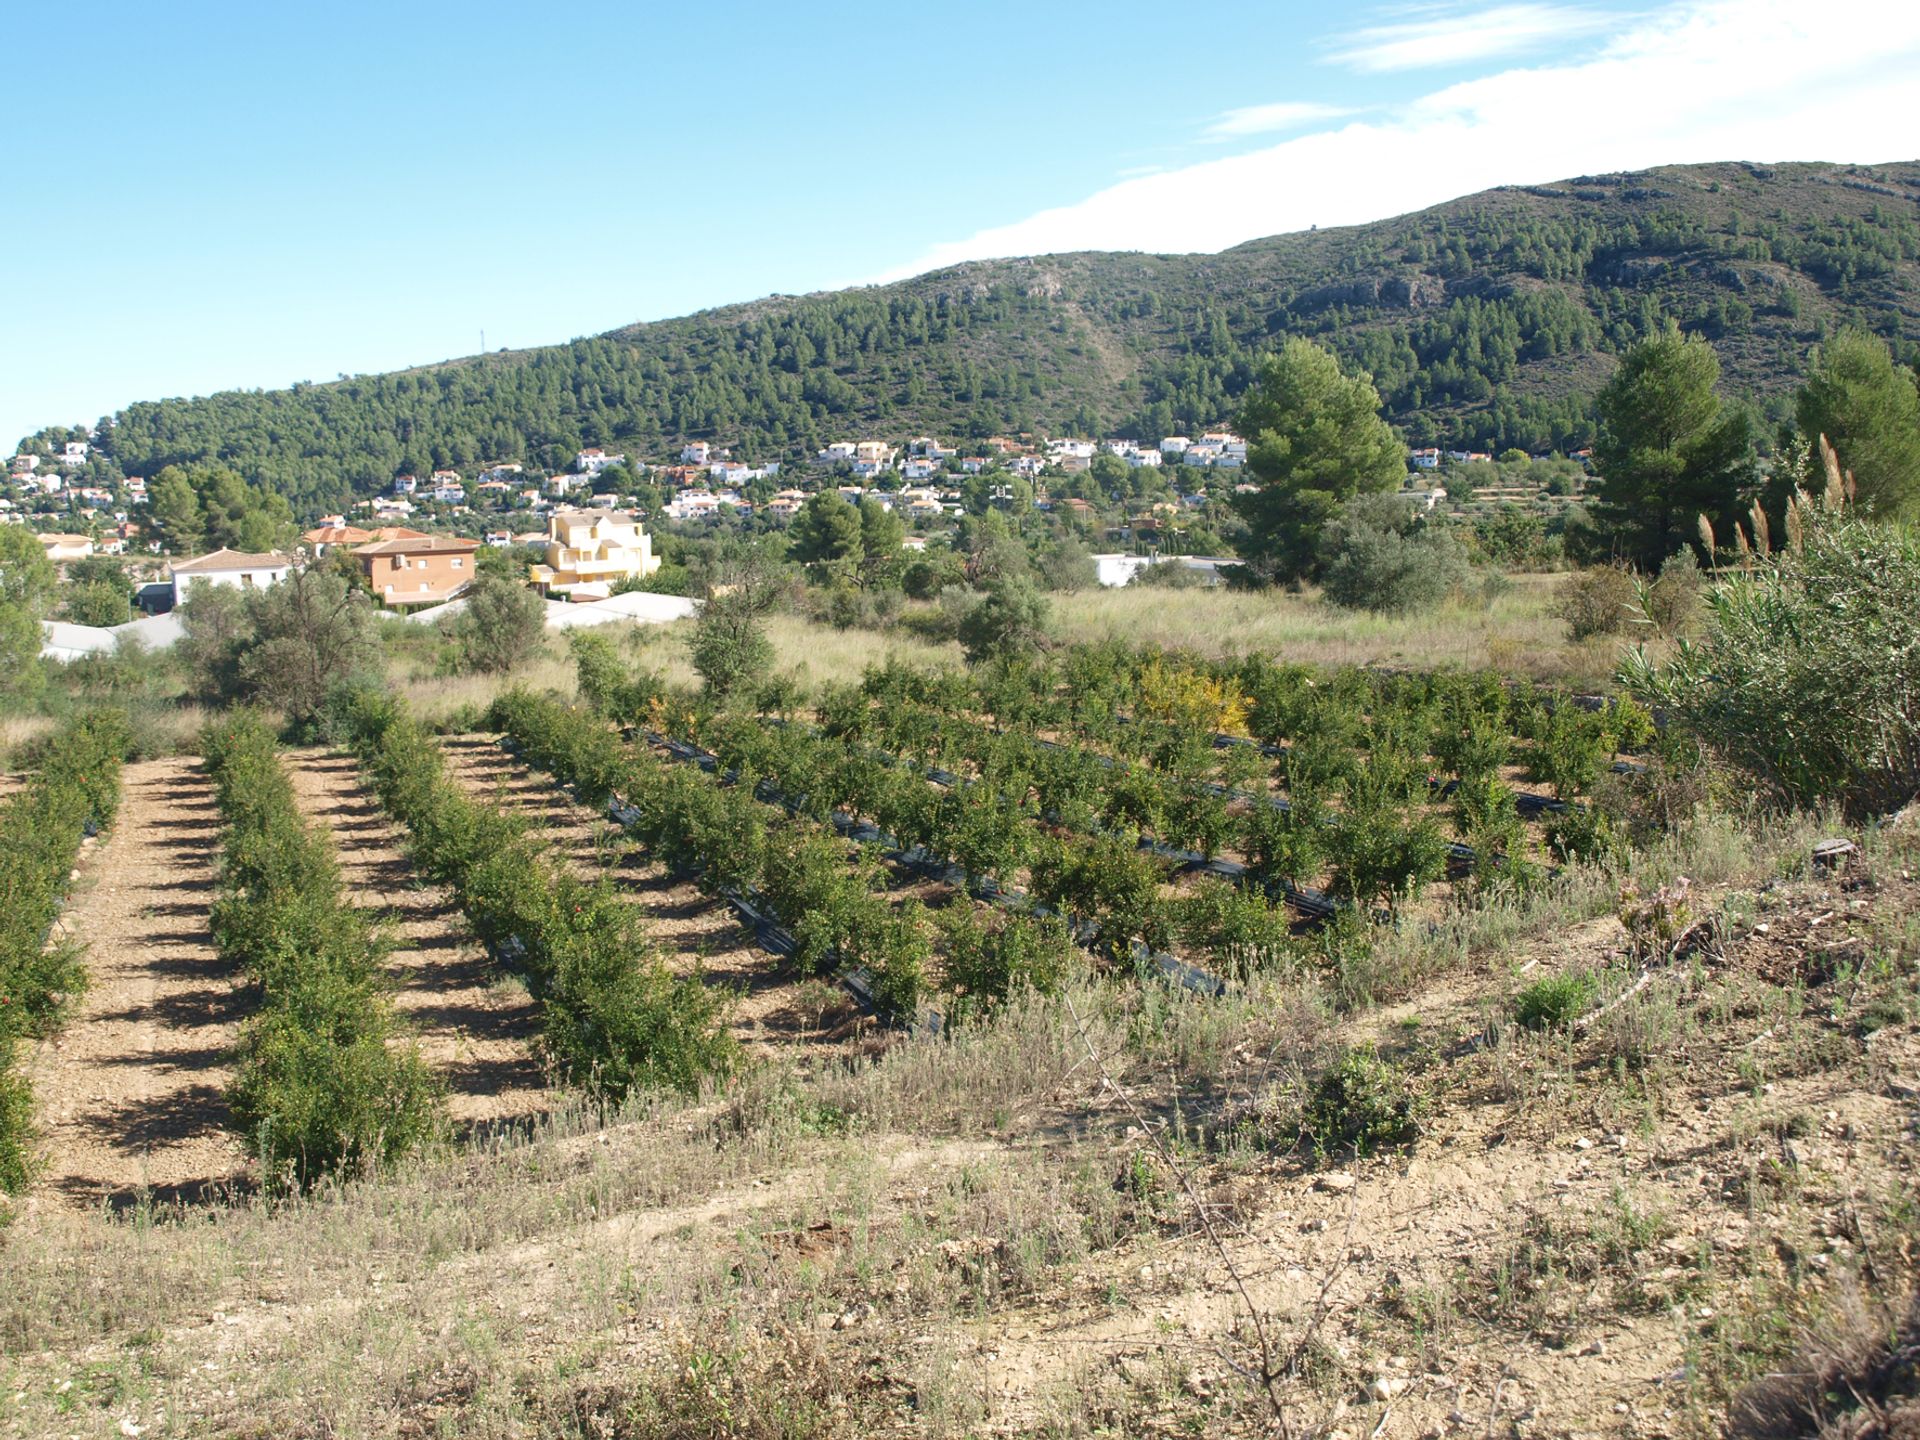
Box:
[283,748,553,1132]
[438,736,883,1063]
[20,757,249,1210]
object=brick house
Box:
[353,535,481,608]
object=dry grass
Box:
[1049,574,1622,685]
[615,613,963,693]
[389,643,581,724]
[0,713,58,766]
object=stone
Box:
[1317,1172,1357,1193]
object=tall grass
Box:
[1048,576,1612,684]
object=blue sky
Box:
[5,0,1918,446]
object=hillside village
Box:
[5,418,1598,664]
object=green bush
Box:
[1174,878,1297,978]
[0,710,129,1193]
[0,1068,32,1194]
[355,695,736,1098]
[455,574,546,675]
[1301,1045,1423,1160]
[940,908,1075,1016]
[1555,565,1639,640]
[202,710,444,1185]
[1317,499,1469,614]
[1327,771,1448,905]
[1621,502,1920,817]
[1512,971,1597,1031]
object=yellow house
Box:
[527,509,660,598]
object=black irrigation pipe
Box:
[651,733,1233,998]
[625,731,1236,1001]
[499,736,949,1034]
[754,719,1352,925]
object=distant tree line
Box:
[15,164,1916,516]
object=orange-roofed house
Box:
[302,524,373,555]
[353,535,481,608]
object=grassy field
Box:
[1049,573,1619,685]
[396,573,1609,712]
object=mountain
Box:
[29,160,1920,513]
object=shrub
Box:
[1318,503,1469,614]
[1555,565,1640,640]
[1029,832,1169,960]
[66,580,132,628]
[1327,776,1448,905]
[202,710,443,1185]
[1512,971,1597,1031]
[1638,548,1701,636]
[1174,879,1298,978]
[348,696,735,1100]
[940,909,1075,1016]
[1621,501,1920,817]
[690,591,774,699]
[1301,1045,1422,1159]
[455,574,546,674]
[0,710,128,1193]
[0,1068,32,1194]
[957,576,1052,665]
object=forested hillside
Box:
[26,159,1920,513]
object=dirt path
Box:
[22,757,249,1209]
[284,749,552,1131]
[439,736,875,1062]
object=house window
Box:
[241,573,254,587]
[451,557,463,569]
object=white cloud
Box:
[870,0,1920,284]
[1326,3,1615,73]
[1206,101,1357,139]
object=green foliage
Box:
[1173,878,1297,978]
[689,553,781,701]
[65,580,132,628]
[144,462,294,555]
[939,908,1075,1017]
[787,491,863,575]
[179,568,383,731]
[201,710,442,1185]
[0,527,58,610]
[1302,1045,1422,1160]
[0,602,46,708]
[1512,971,1597,1030]
[956,575,1051,665]
[1233,337,1406,581]
[1317,495,1469,613]
[1554,565,1640,640]
[0,1068,30,1194]
[349,692,735,1097]
[1795,327,1920,521]
[455,574,545,675]
[34,163,1920,519]
[1621,497,1920,816]
[568,629,664,724]
[1590,325,1756,570]
[0,709,130,1191]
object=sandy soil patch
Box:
[21,757,249,1210]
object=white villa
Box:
[169,549,293,606]
[527,510,661,598]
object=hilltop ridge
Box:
[19,159,1920,512]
